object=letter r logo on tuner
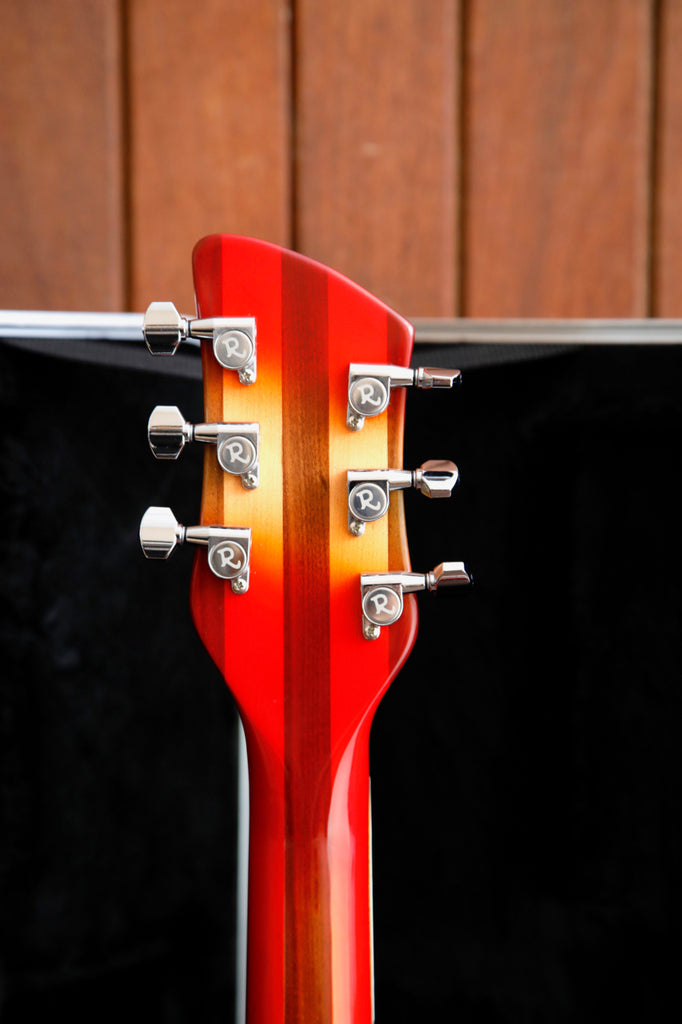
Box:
[215,329,253,369]
[209,540,247,579]
[349,377,389,417]
[362,586,403,626]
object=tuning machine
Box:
[347,460,459,535]
[148,406,260,488]
[144,301,257,383]
[360,562,471,639]
[139,506,251,592]
[347,363,461,430]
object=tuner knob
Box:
[413,459,459,499]
[347,363,461,430]
[143,301,186,356]
[360,562,471,639]
[147,406,260,488]
[138,505,183,558]
[143,302,257,384]
[148,405,191,459]
[425,562,472,589]
[347,460,459,535]
[140,506,251,592]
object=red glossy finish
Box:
[189,236,417,1024]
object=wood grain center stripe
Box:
[282,252,332,1024]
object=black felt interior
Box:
[1,343,680,1021]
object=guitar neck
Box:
[242,708,374,1024]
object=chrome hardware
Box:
[360,562,471,639]
[143,301,257,383]
[347,460,459,535]
[139,506,251,592]
[142,302,186,356]
[346,363,461,430]
[348,480,390,536]
[216,429,259,488]
[411,459,460,498]
[148,406,260,488]
[211,321,256,383]
[147,404,192,458]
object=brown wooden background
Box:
[2,0,680,322]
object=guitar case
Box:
[1,338,680,1022]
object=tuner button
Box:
[148,405,191,459]
[415,460,459,499]
[426,561,471,589]
[143,301,186,356]
[139,506,182,559]
[414,367,462,389]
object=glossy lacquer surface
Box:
[190,236,417,1024]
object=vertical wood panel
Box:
[463,0,654,317]
[0,0,124,310]
[128,0,292,314]
[653,0,682,315]
[296,0,460,317]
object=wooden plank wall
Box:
[2,0,678,321]
[0,0,124,310]
[655,0,682,315]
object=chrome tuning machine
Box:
[148,405,260,488]
[347,363,461,430]
[360,562,471,639]
[347,460,459,535]
[144,301,257,384]
[139,506,251,592]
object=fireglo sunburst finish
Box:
[141,234,469,1024]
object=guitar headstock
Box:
[140,234,469,738]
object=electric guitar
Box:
[139,235,470,1024]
